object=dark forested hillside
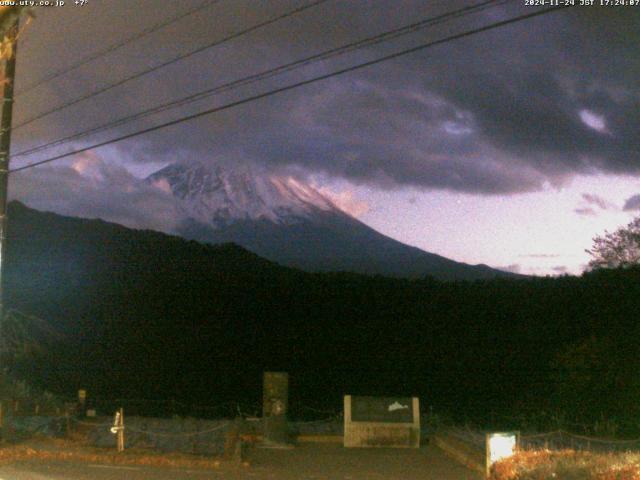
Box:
[5,201,640,429]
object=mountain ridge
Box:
[6,200,640,425]
[148,161,516,281]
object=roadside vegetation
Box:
[491,450,640,480]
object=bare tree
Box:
[587,217,640,270]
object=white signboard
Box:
[486,432,518,476]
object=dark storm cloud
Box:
[623,195,640,211]
[574,192,617,217]
[581,193,616,211]
[9,154,180,232]
[575,207,596,217]
[11,1,640,194]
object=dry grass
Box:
[490,449,640,480]
[0,436,230,470]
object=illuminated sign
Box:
[486,432,519,476]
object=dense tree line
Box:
[4,202,640,431]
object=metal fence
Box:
[521,430,640,453]
[445,426,640,455]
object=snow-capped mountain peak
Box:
[146,162,341,228]
[144,161,515,280]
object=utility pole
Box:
[0,7,26,324]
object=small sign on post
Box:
[78,389,86,409]
[485,431,519,477]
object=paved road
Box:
[0,444,481,479]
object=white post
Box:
[117,407,124,452]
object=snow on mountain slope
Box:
[147,162,341,228]
[146,161,516,280]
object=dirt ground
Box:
[245,442,483,480]
[0,443,482,479]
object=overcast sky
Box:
[7,0,640,275]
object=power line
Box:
[11,0,330,132]
[12,0,509,160]
[16,0,221,97]
[10,5,571,174]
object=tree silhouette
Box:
[587,217,640,270]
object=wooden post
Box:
[0,12,18,324]
[0,401,3,428]
[117,407,124,452]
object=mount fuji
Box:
[147,162,513,280]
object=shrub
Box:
[490,450,640,480]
